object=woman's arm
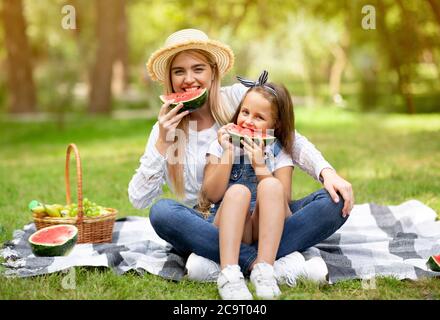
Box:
[291,131,334,181]
[128,123,167,209]
[273,166,293,202]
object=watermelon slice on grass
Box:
[160,88,208,113]
[28,225,78,257]
[427,255,440,272]
[227,124,276,147]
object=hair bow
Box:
[236,70,277,97]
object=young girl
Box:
[199,70,295,300]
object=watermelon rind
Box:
[159,88,208,113]
[427,255,440,272]
[227,127,276,147]
[29,225,78,257]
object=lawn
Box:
[1,107,439,300]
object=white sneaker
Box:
[217,265,253,300]
[185,253,221,282]
[274,251,328,286]
[250,262,281,300]
[302,256,329,283]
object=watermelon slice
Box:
[227,124,276,147]
[160,88,208,113]
[427,254,440,272]
[28,225,78,257]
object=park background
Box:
[1,0,439,299]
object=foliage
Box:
[0,0,440,113]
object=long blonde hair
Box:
[164,49,233,199]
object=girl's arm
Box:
[128,123,167,209]
[203,124,236,203]
[202,151,234,203]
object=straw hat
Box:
[146,29,235,82]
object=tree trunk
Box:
[427,0,440,26]
[396,67,415,114]
[89,0,119,114]
[376,0,415,114]
[2,0,36,113]
[329,43,348,103]
[112,0,129,95]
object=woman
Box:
[128,29,354,289]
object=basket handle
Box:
[65,143,84,224]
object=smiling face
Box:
[236,90,276,131]
[170,51,214,94]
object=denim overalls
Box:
[207,141,283,222]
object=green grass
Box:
[0,108,439,300]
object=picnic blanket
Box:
[1,200,440,283]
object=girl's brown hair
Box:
[230,83,295,155]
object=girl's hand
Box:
[242,136,266,170]
[218,123,234,151]
[157,100,189,146]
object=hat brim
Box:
[146,40,235,82]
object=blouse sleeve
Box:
[220,83,248,113]
[291,130,334,182]
[128,122,168,209]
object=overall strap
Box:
[271,140,283,157]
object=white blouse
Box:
[128,83,333,209]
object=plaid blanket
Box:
[1,200,440,283]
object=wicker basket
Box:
[33,143,117,243]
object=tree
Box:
[112,0,129,95]
[89,0,127,113]
[1,0,36,113]
[427,0,440,26]
[375,0,419,114]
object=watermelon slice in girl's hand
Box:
[159,88,208,114]
[427,255,440,271]
[227,124,276,147]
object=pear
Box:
[31,206,46,214]
[28,200,47,217]
[28,200,42,211]
[45,204,62,218]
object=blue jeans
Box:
[150,188,348,274]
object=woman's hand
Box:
[155,100,189,155]
[218,123,234,151]
[320,168,354,218]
